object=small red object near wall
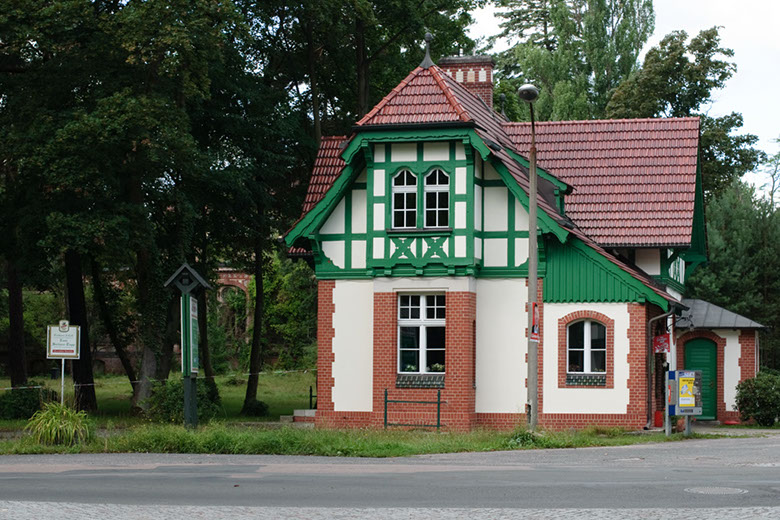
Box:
[653,333,670,354]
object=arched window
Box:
[392,170,417,228]
[424,169,449,228]
[567,320,607,373]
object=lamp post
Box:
[518,83,540,431]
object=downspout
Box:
[646,309,674,429]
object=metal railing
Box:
[383,388,442,431]
[309,385,317,409]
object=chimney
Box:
[438,55,495,109]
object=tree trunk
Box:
[90,257,137,391]
[305,19,322,145]
[64,249,97,412]
[356,16,370,117]
[241,234,264,413]
[197,289,216,382]
[5,258,28,388]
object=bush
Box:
[240,398,269,417]
[25,402,93,446]
[0,382,59,420]
[735,371,780,426]
[145,377,223,424]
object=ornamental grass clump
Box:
[24,402,94,446]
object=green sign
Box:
[181,294,199,375]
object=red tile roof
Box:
[504,118,700,247]
[357,66,469,126]
[302,136,347,213]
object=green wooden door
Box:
[684,339,717,420]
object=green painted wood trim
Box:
[681,160,707,265]
[482,154,569,243]
[504,147,571,193]
[285,161,361,247]
[342,128,474,163]
[544,236,669,310]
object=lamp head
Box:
[517,83,539,104]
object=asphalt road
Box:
[1,435,779,518]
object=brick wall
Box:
[314,281,336,428]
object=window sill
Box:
[565,373,606,387]
[387,228,453,236]
[396,373,445,389]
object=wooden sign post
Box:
[165,264,211,428]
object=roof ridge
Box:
[504,116,701,127]
[355,67,425,126]
[428,66,471,123]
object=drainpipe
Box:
[646,309,674,429]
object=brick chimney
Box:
[438,55,495,109]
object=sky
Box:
[469,0,780,186]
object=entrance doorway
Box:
[684,338,717,420]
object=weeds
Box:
[24,402,93,446]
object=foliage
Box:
[606,28,764,198]
[492,0,654,120]
[686,181,780,368]
[24,402,93,446]
[735,371,780,427]
[240,399,270,418]
[145,378,223,425]
[260,252,318,370]
[0,382,58,420]
[105,423,676,457]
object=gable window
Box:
[392,170,417,228]
[424,169,449,228]
[398,294,445,373]
[567,320,607,373]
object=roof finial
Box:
[420,31,434,69]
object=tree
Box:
[686,181,780,369]
[606,28,764,198]
[492,0,654,120]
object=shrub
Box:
[240,398,269,417]
[145,377,223,424]
[735,371,780,426]
[25,402,93,446]
[0,382,59,420]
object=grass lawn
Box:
[0,371,720,456]
[0,371,316,430]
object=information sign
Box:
[189,296,199,374]
[653,333,670,354]
[46,320,80,359]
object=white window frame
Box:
[566,319,607,374]
[391,169,418,229]
[398,294,446,374]
[423,169,450,228]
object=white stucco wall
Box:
[475,279,527,413]
[714,328,742,411]
[543,303,632,414]
[320,198,345,235]
[331,280,374,412]
[635,249,660,276]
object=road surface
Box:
[1,434,779,518]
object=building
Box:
[284,49,763,431]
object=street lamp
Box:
[518,83,540,431]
